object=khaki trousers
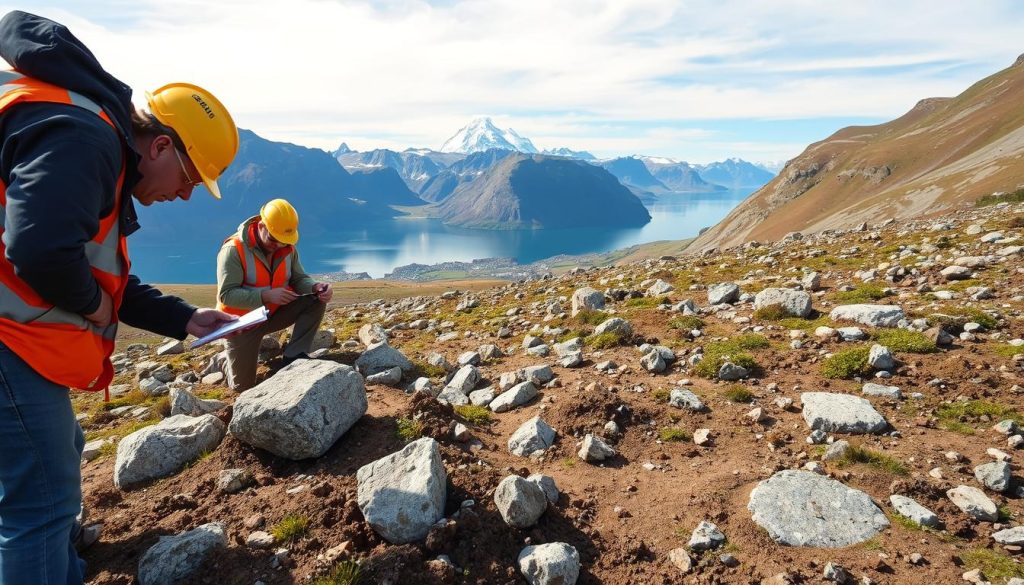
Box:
[224,296,326,391]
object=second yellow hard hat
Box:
[146,82,239,199]
[260,199,299,245]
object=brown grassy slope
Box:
[691,54,1024,253]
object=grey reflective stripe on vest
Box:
[84,220,123,275]
[0,287,117,340]
[237,242,293,294]
[241,244,259,286]
[0,71,23,84]
[67,90,103,116]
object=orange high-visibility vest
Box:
[0,70,130,391]
[217,223,294,316]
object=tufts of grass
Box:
[693,335,769,379]
[777,314,832,331]
[454,405,492,425]
[821,346,872,379]
[669,316,705,330]
[835,445,908,475]
[752,304,789,321]
[271,514,309,543]
[653,388,671,402]
[152,396,171,418]
[184,449,214,470]
[955,307,999,330]
[585,330,628,349]
[625,297,662,309]
[96,389,149,413]
[930,307,998,332]
[395,417,424,442]
[97,440,118,459]
[834,285,888,304]
[561,457,577,469]
[84,417,159,442]
[411,361,447,379]
[975,188,1024,207]
[722,385,754,403]
[891,513,929,532]
[872,329,938,353]
[575,309,608,326]
[310,561,361,585]
[197,388,224,400]
[995,345,1024,358]
[937,400,1022,426]
[658,427,690,442]
[959,548,1024,581]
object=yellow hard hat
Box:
[145,82,239,199]
[260,199,299,245]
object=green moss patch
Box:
[872,329,938,353]
[821,346,872,379]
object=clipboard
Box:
[189,306,269,349]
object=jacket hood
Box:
[0,11,134,138]
[237,215,260,246]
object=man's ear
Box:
[149,134,173,159]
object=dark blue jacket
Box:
[0,10,195,339]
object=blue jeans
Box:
[0,342,85,584]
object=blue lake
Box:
[127,188,755,283]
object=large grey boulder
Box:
[947,485,998,521]
[571,287,605,316]
[867,344,895,371]
[594,318,632,337]
[114,414,225,489]
[801,392,888,434]
[495,475,548,528]
[578,434,616,462]
[518,542,580,585]
[355,341,413,376]
[523,365,554,386]
[445,365,481,394]
[168,387,225,417]
[553,338,583,357]
[357,438,446,544]
[748,470,889,547]
[490,381,538,413]
[889,495,940,528]
[137,522,226,585]
[829,304,905,328]
[993,526,1024,545]
[647,279,674,296]
[229,361,367,460]
[754,288,812,318]
[508,416,556,456]
[708,283,739,305]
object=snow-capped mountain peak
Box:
[439,117,539,154]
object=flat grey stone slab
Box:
[801,392,888,434]
[748,470,889,547]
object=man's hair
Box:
[130,108,188,153]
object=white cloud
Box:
[7,0,1024,162]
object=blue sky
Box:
[9,1,1024,164]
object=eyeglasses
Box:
[173,148,203,188]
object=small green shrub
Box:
[310,561,361,585]
[821,346,872,379]
[411,361,447,379]
[653,388,671,402]
[722,385,754,403]
[625,297,661,308]
[271,514,309,542]
[395,417,423,441]
[975,188,1024,208]
[669,316,705,330]
[835,445,908,475]
[995,344,1024,357]
[658,427,690,442]
[454,405,492,425]
[835,285,887,304]
[585,331,627,349]
[753,304,789,321]
[575,309,608,326]
[152,396,171,418]
[936,400,1022,433]
[872,329,938,353]
[693,352,758,379]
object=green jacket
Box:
[216,216,315,310]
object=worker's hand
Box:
[186,308,237,338]
[84,290,113,328]
[261,287,297,306]
[314,282,333,303]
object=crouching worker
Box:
[216,198,333,390]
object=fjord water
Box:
[129,188,754,283]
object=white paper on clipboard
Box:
[188,306,268,349]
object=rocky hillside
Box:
[434,154,651,229]
[692,55,1024,253]
[78,202,1024,584]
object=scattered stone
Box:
[354,341,413,376]
[169,387,225,417]
[748,470,889,547]
[753,288,813,318]
[647,279,674,296]
[708,282,740,305]
[527,474,560,504]
[494,475,548,528]
[571,287,605,316]
[508,416,557,456]
[229,361,367,460]
[801,392,888,434]
[862,383,902,399]
[947,485,998,521]
[218,468,254,494]
[594,317,632,337]
[246,531,275,549]
[975,461,1012,493]
[669,388,705,411]
[518,542,580,585]
[366,366,403,386]
[829,304,905,328]
[137,523,226,585]
[667,548,693,574]
[822,440,850,461]
[578,434,616,462]
[357,438,446,544]
[156,340,184,356]
[694,428,712,447]
[114,414,226,489]
[490,381,538,413]
[358,323,388,346]
[889,495,940,528]
[823,562,853,584]
[688,520,726,551]
[717,361,748,381]
[867,344,895,371]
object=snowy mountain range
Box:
[440,117,538,154]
